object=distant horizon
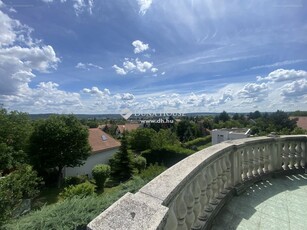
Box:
[1,0,306,113]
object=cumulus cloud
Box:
[120,93,135,101]
[76,62,103,70]
[112,65,127,75]
[113,58,154,75]
[209,92,234,106]
[132,40,149,53]
[135,58,152,72]
[280,79,307,100]
[137,0,152,15]
[2,81,82,113]
[82,86,110,97]
[257,69,307,82]
[238,83,268,102]
[0,9,59,97]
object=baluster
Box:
[294,141,301,169]
[301,141,306,169]
[192,178,201,225]
[204,168,214,212]
[241,149,248,181]
[224,154,232,190]
[216,158,225,199]
[289,142,295,169]
[252,147,259,176]
[247,146,254,179]
[258,145,264,175]
[164,202,178,230]
[192,173,207,230]
[209,164,219,205]
[263,144,270,173]
[184,183,196,229]
[221,156,229,193]
[175,192,188,230]
[282,142,290,170]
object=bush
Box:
[141,145,194,167]
[182,136,211,149]
[60,182,96,200]
[64,175,88,187]
[92,164,111,190]
[139,163,166,182]
[133,156,147,173]
[3,177,150,230]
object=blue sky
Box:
[0,0,307,114]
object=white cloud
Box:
[120,93,135,101]
[238,83,268,102]
[132,40,149,53]
[137,0,152,15]
[41,0,93,15]
[112,65,127,75]
[257,69,307,82]
[135,58,152,72]
[151,67,158,73]
[76,62,103,70]
[82,86,110,97]
[123,60,136,71]
[280,79,307,100]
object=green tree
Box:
[0,164,41,224]
[218,111,230,122]
[176,120,197,142]
[109,133,134,183]
[0,109,32,174]
[150,129,179,150]
[129,128,156,152]
[28,115,91,187]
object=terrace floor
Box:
[212,173,307,230]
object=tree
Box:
[92,164,111,191]
[0,164,41,224]
[129,128,156,152]
[109,133,134,183]
[29,115,91,187]
[218,111,230,122]
[0,109,32,174]
[150,129,179,150]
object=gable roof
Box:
[117,124,140,134]
[88,128,120,154]
[290,116,307,130]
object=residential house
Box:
[64,128,120,178]
[115,124,140,137]
[212,128,251,145]
[290,116,307,130]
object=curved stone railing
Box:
[87,135,307,230]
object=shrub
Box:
[92,164,111,190]
[141,145,194,167]
[139,163,166,182]
[133,156,147,173]
[3,177,149,230]
[64,175,88,187]
[60,182,96,200]
[182,136,211,149]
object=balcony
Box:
[87,135,307,230]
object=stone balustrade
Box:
[87,135,307,230]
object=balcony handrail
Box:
[87,135,307,230]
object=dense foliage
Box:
[92,164,111,190]
[133,156,147,173]
[60,182,96,200]
[109,134,135,183]
[0,165,41,224]
[28,115,91,186]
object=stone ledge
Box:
[87,192,168,230]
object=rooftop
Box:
[117,124,140,134]
[290,116,307,130]
[88,128,120,154]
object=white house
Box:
[212,128,251,145]
[64,128,120,178]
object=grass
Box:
[32,187,64,209]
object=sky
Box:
[0,0,307,114]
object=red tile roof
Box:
[117,124,140,133]
[88,128,120,154]
[290,116,307,130]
